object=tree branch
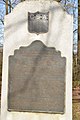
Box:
[0,19,4,25]
[73,29,78,33]
[3,0,13,9]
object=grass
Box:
[73,102,80,120]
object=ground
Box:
[73,102,80,120]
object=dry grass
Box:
[73,102,80,120]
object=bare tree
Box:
[77,0,80,85]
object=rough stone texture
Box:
[1,0,73,120]
[8,41,66,113]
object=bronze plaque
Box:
[8,41,66,114]
[28,12,49,34]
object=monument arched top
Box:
[4,0,73,58]
[5,0,72,20]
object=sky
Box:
[0,0,78,53]
[0,0,6,46]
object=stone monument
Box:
[1,0,73,120]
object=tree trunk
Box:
[77,0,80,84]
[6,0,8,15]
